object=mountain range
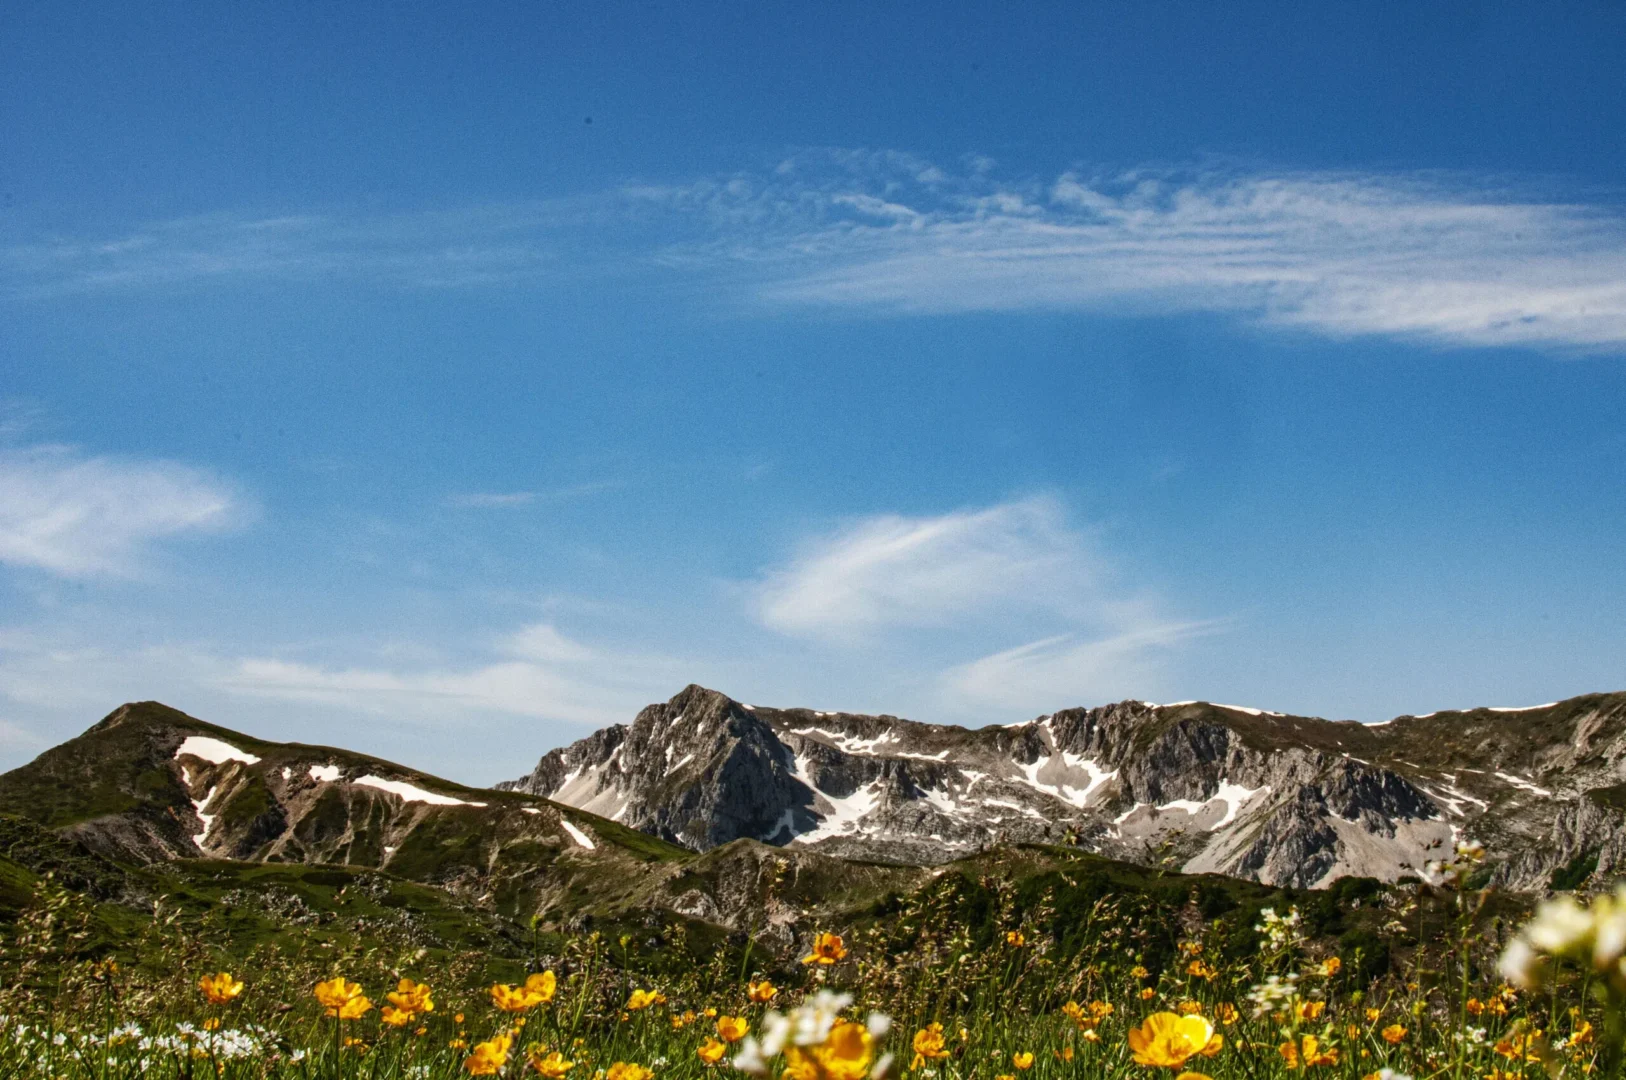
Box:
[0,685,1620,949]
[498,684,1626,891]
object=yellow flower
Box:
[997,1075,1016,1080]
[801,932,848,966]
[717,1016,750,1043]
[1062,1001,1086,1023]
[1127,1013,1224,1068]
[1178,1001,1203,1015]
[1186,960,1217,980]
[314,977,372,1020]
[1493,1029,1543,1063]
[626,988,667,1011]
[782,1020,879,1080]
[1213,1003,1238,1026]
[1279,1036,1338,1070]
[198,972,244,1005]
[1006,931,1026,947]
[531,1049,577,1078]
[494,983,540,1012]
[381,1006,417,1027]
[748,980,778,1003]
[526,972,558,1004]
[1012,1052,1034,1070]
[1089,1001,1115,1022]
[1175,1074,1213,1080]
[1140,987,1157,1001]
[466,1033,514,1076]
[1319,957,1342,977]
[911,1023,949,1068]
[1058,1046,1075,1062]
[388,978,435,1015]
[1080,1029,1100,1043]
[1131,965,1150,979]
[606,1063,654,1080]
[698,1038,728,1065]
[1381,1025,1407,1045]
[1365,1008,1382,1023]
[1294,1001,1326,1021]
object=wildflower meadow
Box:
[2,840,1623,1079]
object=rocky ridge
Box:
[499,685,1626,890]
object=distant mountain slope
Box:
[0,701,687,921]
[499,685,1626,890]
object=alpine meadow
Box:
[4,3,1626,1080]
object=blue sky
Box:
[3,2,1625,782]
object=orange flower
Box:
[698,1037,728,1065]
[748,980,778,1003]
[1364,1008,1382,1023]
[314,977,372,1020]
[1294,1001,1326,1022]
[1213,1003,1238,1026]
[1012,1052,1035,1070]
[626,988,667,1011]
[525,972,558,1004]
[530,1049,576,1077]
[1006,931,1026,947]
[381,1006,416,1027]
[465,1033,514,1076]
[911,1022,950,1069]
[801,932,848,966]
[717,1016,750,1043]
[198,972,244,1005]
[388,978,435,1016]
[1381,1025,1407,1045]
[607,1063,654,1080]
[1178,1001,1203,1016]
[1127,1013,1224,1068]
[493,983,538,1012]
[1493,1029,1543,1063]
[782,1020,878,1080]
[1279,1036,1338,1070]
[1186,960,1217,980]
[1319,957,1342,977]
[1140,988,1157,1001]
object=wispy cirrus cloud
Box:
[937,621,1217,715]
[445,481,618,509]
[748,495,1210,713]
[217,621,683,730]
[8,151,1625,350]
[751,496,1111,642]
[0,444,248,578]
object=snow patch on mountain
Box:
[175,736,261,766]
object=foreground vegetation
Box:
[4,838,1624,1079]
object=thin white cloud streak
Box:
[217,621,685,730]
[0,445,247,577]
[751,493,1217,715]
[936,621,1218,716]
[723,159,1626,351]
[445,481,618,509]
[752,496,1110,641]
[9,153,1626,351]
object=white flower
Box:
[1525,896,1594,954]
[1498,937,1544,990]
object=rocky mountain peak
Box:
[505,687,1626,891]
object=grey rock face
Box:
[503,686,1626,890]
